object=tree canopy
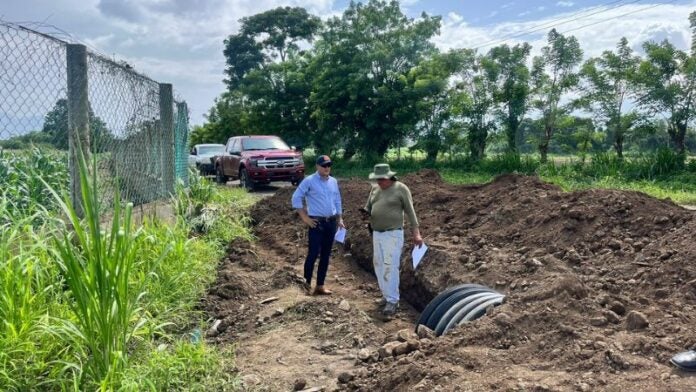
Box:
[194,4,696,162]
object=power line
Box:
[473,0,646,50]
[560,0,677,35]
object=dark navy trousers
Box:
[304,218,337,286]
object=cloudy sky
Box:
[2,0,695,126]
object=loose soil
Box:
[205,171,696,391]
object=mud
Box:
[206,171,696,391]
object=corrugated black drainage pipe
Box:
[416,284,504,336]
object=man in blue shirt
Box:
[291,155,345,295]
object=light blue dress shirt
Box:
[291,173,342,217]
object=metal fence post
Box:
[159,83,175,195]
[175,101,190,187]
[67,44,91,217]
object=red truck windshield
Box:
[242,137,290,151]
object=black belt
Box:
[310,215,337,222]
[374,227,402,233]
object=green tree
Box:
[41,98,110,151]
[241,54,315,148]
[451,50,497,161]
[222,35,264,90]
[191,92,248,145]
[309,0,441,158]
[484,43,532,153]
[530,29,583,163]
[223,6,320,90]
[579,37,640,159]
[634,13,696,155]
[408,50,465,161]
[241,7,321,62]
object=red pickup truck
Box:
[211,135,305,190]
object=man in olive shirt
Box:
[363,163,423,316]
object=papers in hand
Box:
[334,227,347,243]
[412,243,428,269]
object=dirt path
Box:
[204,234,419,391]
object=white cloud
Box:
[556,1,574,7]
[447,12,464,23]
[435,2,695,60]
[538,6,546,11]
[4,0,696,126]
[1,0,338,124]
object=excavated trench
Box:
[208,171,696,391]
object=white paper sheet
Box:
[334,227,347,243]
[412,243,428,269]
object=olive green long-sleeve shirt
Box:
[364,181,419,232]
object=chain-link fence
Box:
[0,20,189,211]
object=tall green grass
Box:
[43,150,158,387]
[0,148,254,390]
[0,196,76,390]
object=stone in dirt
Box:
[337,372,355,383]
[379,341,402,359]
[357,348,372,362]
[625,310,649,330]
[338,299,351,312]
[397,328,418,342]
[293,378,307,391]
[417,325,436,340]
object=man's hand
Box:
[358,207,370,221]
[297,209,317,228]
[338,218,346,229]
[302,215,318,228]
[413,227,424,248]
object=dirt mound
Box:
[243,171,696,390]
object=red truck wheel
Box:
[240,168,255,191]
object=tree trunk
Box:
[506,109,518,153]
[424,131,440,163]
[506,128,517,153]
[614,129,624,159]
[539,123,553,163]
[376,139,390,159]
[538,142,549,164]
[668,121,687,155]
[469,125,487,162]
[425,148,438,163]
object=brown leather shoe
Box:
[313,286,332,296]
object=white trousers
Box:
[372,229,404,304]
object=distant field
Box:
[318,152,696,206]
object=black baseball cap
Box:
[316,155,332,166]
